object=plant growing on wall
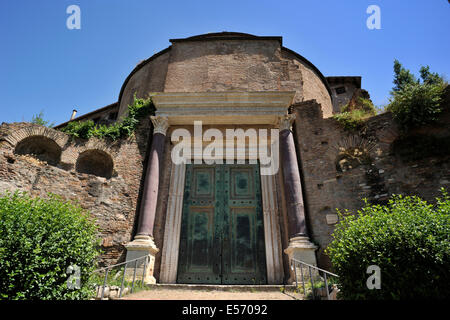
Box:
[0,191,101,300]
[61,94,155,140]
[333,97,377,131]
[30,111,55,128]
[326,189,450,300]
[387,60,447,131]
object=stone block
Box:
[125,235,159,284]
[325,214,338,225]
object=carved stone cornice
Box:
[278,114,296,131]
[151,116,169,135]
[152,91,295,125]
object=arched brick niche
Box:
[75,149,114,179]
[14,135,62,166]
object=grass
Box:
[89,264,149,299]
[333,97,377,131]
[293,273,340,300]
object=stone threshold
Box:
[145,284,297,292]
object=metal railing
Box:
[92,255,150,300]
[290,258,339,300]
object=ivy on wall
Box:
[60,95,155,140]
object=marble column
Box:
[125,116,169,284]
[279,114,317,281]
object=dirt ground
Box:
[120,289,303,300]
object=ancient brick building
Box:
[1,32,448,285]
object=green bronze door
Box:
[221,163,267,284]
[177,162,267,285]
[177,164,222,284]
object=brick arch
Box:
[60,137,119,165]
[4,125,69,149]
[75,149,114,179]
[14,135,62,166]
[78,137,119,156]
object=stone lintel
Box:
[152,91,295,125]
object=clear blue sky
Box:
[0,0,449,125]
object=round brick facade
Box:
[117,32,333,120]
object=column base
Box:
[284,236,318,284]
[125,235,159,284]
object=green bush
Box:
[333,110,371,131]
[333,98,377,131]
[326,190,450,300]
[61,94,155,140]
[30,111,55,128]
[61,119,96,139]
[388,82,445,131]
[387,60,446,131]
[0,192,101,300]
[341,97,376,115]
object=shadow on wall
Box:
[13,134,114,179]
[14,135,62,166]
[76,149,114,179]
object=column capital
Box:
[278,114,296,131]
[151,116,169,135]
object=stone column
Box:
[125,116,169,284]
[278,114,317,282]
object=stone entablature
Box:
[152,91,295,125]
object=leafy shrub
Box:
[30,111,55,128]
[0,192,100,300]
[333,98,377,131]
[341,97,376,115]
[61,94,154,140]
[326,190,450,300]
[333,110,370,131]
[387,60,446,131]
[388,82,445,131]
[61,119,96,139]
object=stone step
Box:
[121,288,304,300]
[145,284,297,292]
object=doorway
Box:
[176,162,267,284]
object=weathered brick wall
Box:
[117,35,333,119]
[328,82,359,113]
[0,121,152,267]
[292,98,450,269]
[118,52,170,120]
[165,40,291,92]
